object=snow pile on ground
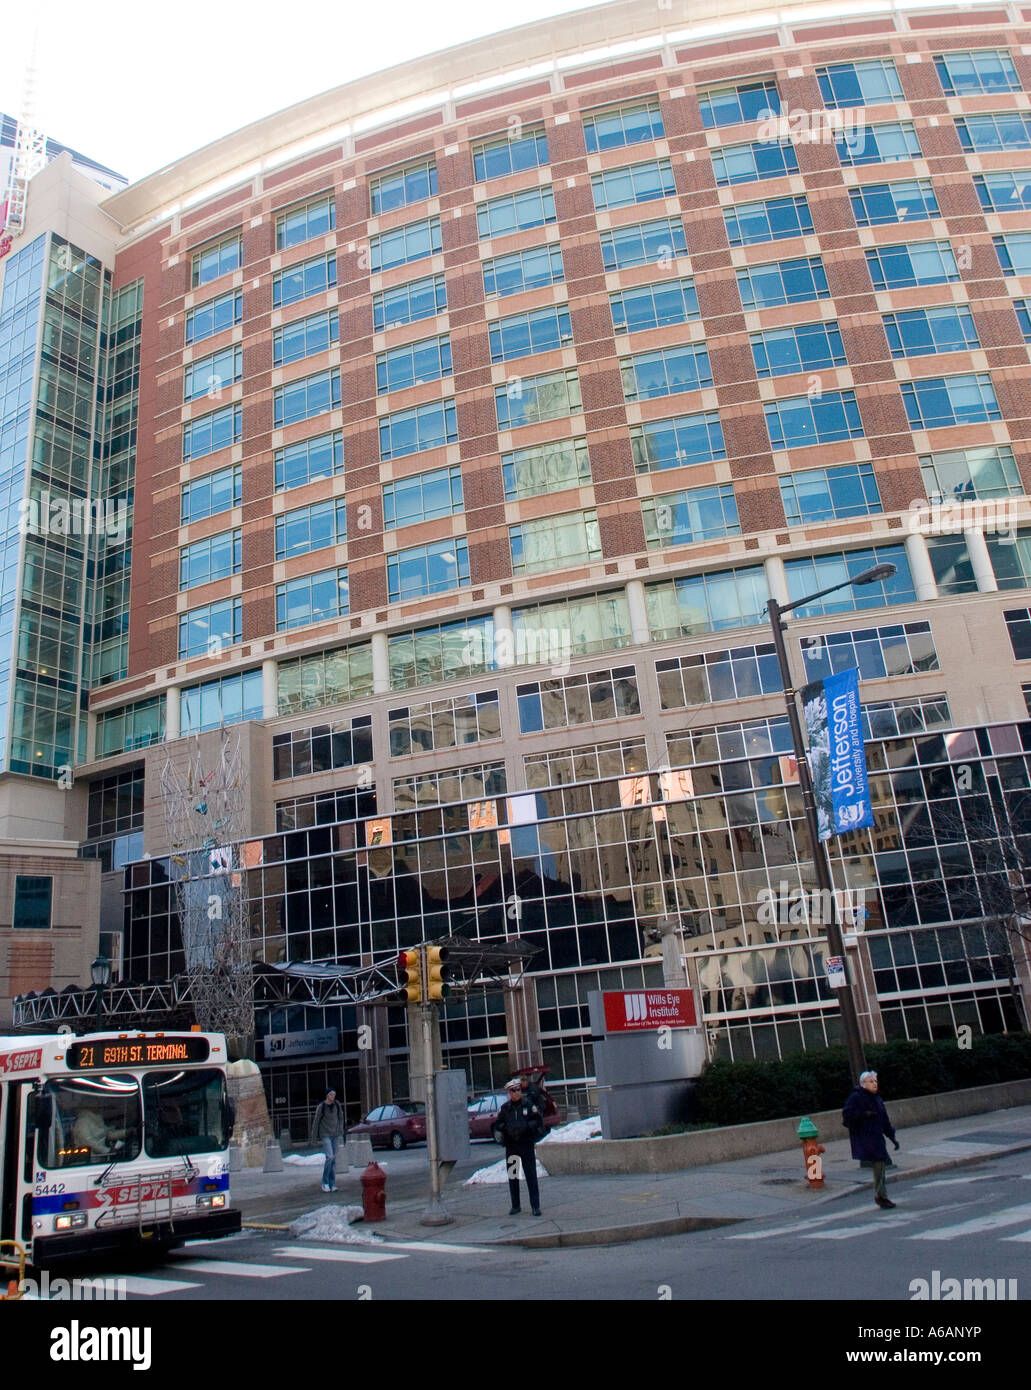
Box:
[538,1116,603,1145]
[464,1155,550,1184]
[288,1206,382,1243]
[283,1153,325,1166]
[464,1116,602,1184]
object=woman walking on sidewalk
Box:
[843,1070,900,1209]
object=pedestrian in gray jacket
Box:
[312,1089,344,1192]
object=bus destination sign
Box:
[67,1038,210,1069]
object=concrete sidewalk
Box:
[231,1104,1031,1249]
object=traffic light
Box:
[424,945,454,1002]
[398,948,423,1003]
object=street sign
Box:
[263,1027,338,1058]
[826,957,847,989]
[602,989,697,1033]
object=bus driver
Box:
[72,1109,126,1158]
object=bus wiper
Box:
[94,1159,118,1187]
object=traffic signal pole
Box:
[419,948,452,1226]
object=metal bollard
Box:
[228,1141,243,1173]
[347,1136,374,1170]
[279,1128,292,1152]
[263,1137,284,1173]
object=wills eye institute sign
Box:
[602,990,697,1033]
[802,667,874,842]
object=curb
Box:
[232,1138,1031,1251]
[487,1213,742,1249]
[475,1139,1031,1249]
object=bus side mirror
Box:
[27,1092,52,1133]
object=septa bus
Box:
[0,1031,242,1265]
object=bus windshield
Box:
[40,1075,142,1170]
[142,1069,229,1158]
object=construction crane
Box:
[2,38,47,251]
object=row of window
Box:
[186,117,1031,349]
[182,164,1031,373]
[176,440,1022,630]
[180,221,1031,460]
[187,50,1027,291]
[174,516,1031,666]
[181,333,1024,480]
[107,529,1031,744]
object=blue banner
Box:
[801,667,874,841]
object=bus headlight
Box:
[196,1193,225,1208]
[54,1212,87,1231]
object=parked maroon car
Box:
[347,1103,426,1150]
[467,1093,508,1141]
[467,1081,564,1143]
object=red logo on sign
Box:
[0,1048,42,1074]
[602,990,697,1033]
[0,236,13,260]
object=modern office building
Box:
[2,0,1031,1131]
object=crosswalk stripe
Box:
[21,1275,199,1299]
[727,1209,873,1241]
[801,1204,954,1240]
[911,1203,1031,1241]
[1000,1229,1031,1242]
[115,1275,203,1296]
[914,1175,996,1190]
[273,1245,405,1264]
[372,1239,484,1255]
[169,1258,308,1278]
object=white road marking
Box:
[801,1205,954,1239]
[911,1203,1031,1241]
[914,1175,997,1189]
[115,1275,204,1296]
[727,1209,878,1241]
[372,1239,485,1254]
[169,1257,309,1278]
[1000,1229,1031,1242]
[21,1274,199,1298]
[273,1245,405,1264]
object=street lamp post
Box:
[90,955,111,1033]
[766,562,896,1084]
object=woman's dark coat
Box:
[842,1085,896,1163]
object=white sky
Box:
[0,0,607,183]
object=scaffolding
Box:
[158,729,255,1049]
[3,47,47,237]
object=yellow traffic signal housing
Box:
[398,948,423,1003]
[424,945,453,1002]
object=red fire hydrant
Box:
[361,1161,387,1222]
[798,1116,825,1189]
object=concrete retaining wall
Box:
[539,1078,1031,1175]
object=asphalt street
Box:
[29,1150,1030,1303]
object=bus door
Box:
[1,1082,24,1246]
